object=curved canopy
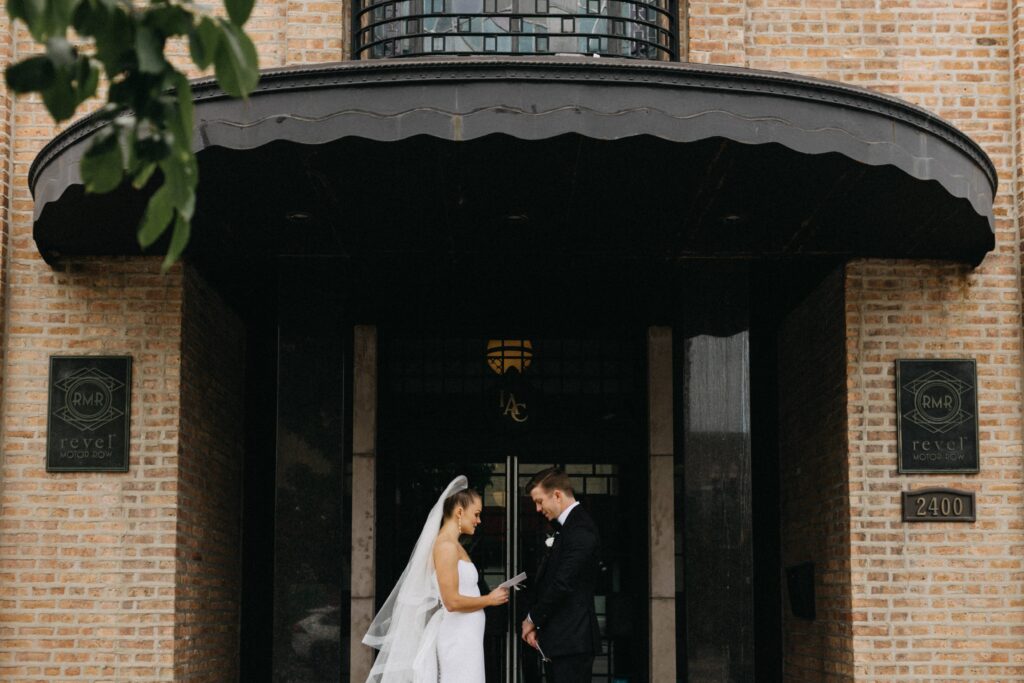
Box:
[30,57,997,266]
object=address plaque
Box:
[901,488,976,523]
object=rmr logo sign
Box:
[897,360,978,474]
[47,357,131,472]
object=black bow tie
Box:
[550,519,562,531]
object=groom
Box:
[521,467,602,683]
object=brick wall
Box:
[0,2,300,678]
[845,260,1024,680]
[165,0,347,73]
[1014,0,1024,303]
[778,267,853,682]
[286,0,347,63]
[173,267,245,683]
[169,0,345,88]
[685,0,744,65]
[0,247,245,682]
[0,236,246,682]
[0,259,245,683]
[0,258,184,681]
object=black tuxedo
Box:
[527,503,602,681]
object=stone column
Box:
[350,325,378,681]
[647,326,676,681]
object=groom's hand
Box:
[521,620,539,649]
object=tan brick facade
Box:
[846,260,1024,681]
[0,259,245,682]
[0,259,184,681]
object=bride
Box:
[363,475,509,682]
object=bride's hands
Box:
[486,587,510,606]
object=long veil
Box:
[363,474,468,682]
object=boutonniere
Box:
[545,532,558,548]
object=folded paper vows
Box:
[498,572,527,589]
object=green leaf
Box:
[73,56,99,103]
[107,77,139,111]
[7,0,31,23]
[135,25,165,74]
[137,183,175,248]
[41,74,76,120]
[47,0,77,37]
[225,0,254,28]
[90,7,132,70]
[71,0,101,35]
[168,72,194,151]
[10,0,48,41]
[135,128,171,163]
[10,0,76,41]
[158,153,197,209]
[161,212,191,272]
[146,4,191,36]
[5,54,55,93]
[115,118,136,171]
[213,20,258,98]
[176,181,196,220]
[132,161,157,189]
[6,0,254,271]
[188,16,220,70]
[80,126,124,193]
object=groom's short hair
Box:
[526,467,575,498]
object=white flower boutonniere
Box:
[544,534,556,548]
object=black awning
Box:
[30,57,997,265]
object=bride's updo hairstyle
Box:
[442,488,481,521]
[525,467,574,497]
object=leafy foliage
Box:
[6,0,260,270]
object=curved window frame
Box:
[351,0,679,60]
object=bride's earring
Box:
[457,512,464,534]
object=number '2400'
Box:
[915,496,964,517]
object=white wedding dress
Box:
[436,559,486,682]
[363,476,488,683]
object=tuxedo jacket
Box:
[528,504,602,658]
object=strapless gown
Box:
[436,559,486,682]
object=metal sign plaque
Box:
[46,356,131,472]
[896,359,979,474]
[902,488,976,523]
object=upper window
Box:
[354,0,676,60]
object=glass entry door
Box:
[513,461,641,683]
[377,332,648,682]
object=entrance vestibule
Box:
[249,258,803,682]
[377,332,650,682]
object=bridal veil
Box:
[363,474,469,682]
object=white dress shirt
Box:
[557,500,580,527]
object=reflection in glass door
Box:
[378,332,647,682]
